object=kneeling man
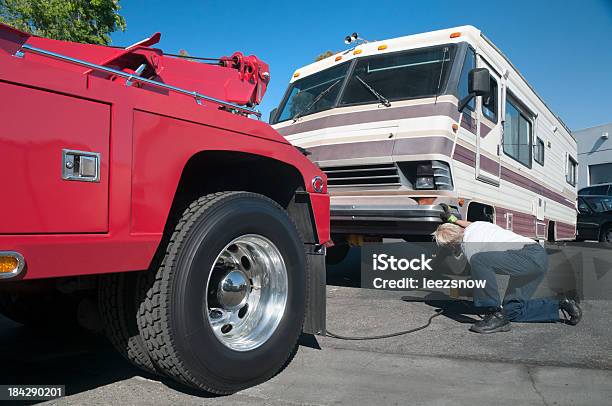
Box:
[434,204,581,334]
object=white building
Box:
[575,123,612,190]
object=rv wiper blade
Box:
[434,46,449,104]
[292,79,341,122]
[355,75,391,107]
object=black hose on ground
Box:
[325,308,444,340]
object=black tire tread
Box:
[136,191,306,394]
[98,273,157,374]
[600,224,612,243]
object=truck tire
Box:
[600,224,612,243]
[136,191,307,394]
[98,273,157,374]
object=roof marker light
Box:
[353,49,362,55]
[450,32,461,38]
[377,44,387,50]
[293,72,300,78]
[335,55,342,61]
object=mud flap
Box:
[303,244,326,335]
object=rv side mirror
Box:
[458,68,492,112]
[269,107,278,124]
[468,68,491,96]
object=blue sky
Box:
[111,0,612,131]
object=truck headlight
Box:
[415,163,435,189]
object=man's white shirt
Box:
[461,221,535,263]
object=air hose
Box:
[325,308,444,340]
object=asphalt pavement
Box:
[0,248,610,405]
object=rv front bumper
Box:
[330,203,445,236]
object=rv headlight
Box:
[415,163,435,189]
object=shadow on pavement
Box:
[401,292,481,324]
[326,246,361,288]
[0,315,322,402]
[0,317,139,402]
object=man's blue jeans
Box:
[469,243,560,322]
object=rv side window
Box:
[457,48,475,111]
[503,96,532,167]
[534,137,545,165]
[566,156,578,186]
[482,76,498,123]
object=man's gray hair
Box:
[433,223,464,248]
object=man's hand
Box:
[439,203,458,223]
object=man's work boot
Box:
[559,298,582,326]
[470,310,511,334]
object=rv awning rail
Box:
[15,44,261,118]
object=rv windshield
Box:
[275,62,350,123]
[273,44,456,124]
[340,44,456,106]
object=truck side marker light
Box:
[312,176,325,193]
[452,123,459,132]
[0,252,25,279]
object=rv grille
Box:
[322,163,401,187]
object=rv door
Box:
[474,56,501,186]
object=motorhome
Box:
[271,26,577,247]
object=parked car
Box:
[579,183,612,196]
[577,195,612,242]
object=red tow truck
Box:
[0,23,330,394]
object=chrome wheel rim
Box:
[205,234,288,352]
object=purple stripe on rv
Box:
[536,222,547,237]
[461,114,493,138]
[495,208,536,237]
[307,137,454,162]
[453,144,574,209]
[308,140,573,210]
[452,143,476,166]
[494,208,575,240]
[309,140,393,162]
[479,154,500,175]
[500,167,574,209]
[276,102,492,137]
[556,222,576,240]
